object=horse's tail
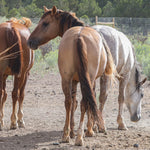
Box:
[6,23,23,75]
[75,36,99,121]
[102,36,119,82]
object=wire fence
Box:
[82,17,150,37]
[1,16,150,37]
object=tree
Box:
[114,0,143,17]
[102,1,115,16]
[0,0,8,16]
[6,8,21,18]
[77,0,101,17]
[25,3,43,18]
[5,0,22,11]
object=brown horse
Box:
[0,18,34,130]
[28,6,117,146]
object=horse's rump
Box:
[6,24,23,75]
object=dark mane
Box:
[135,67,141,90]
[41,11,52,19]
[59,12,84,33]
[41,10,84,34]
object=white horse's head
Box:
[125,68,146,122]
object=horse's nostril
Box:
[27,39,39,50]
[131,114,141,122]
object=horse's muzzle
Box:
[131,113,141,122]
[27,38,39,50]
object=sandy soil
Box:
[0,72,150,150]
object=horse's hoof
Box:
[118,124,128,130]
[85,130,94,137]
[98,127,106,133]
[70,131,75,138]
[93,125,98,133]
[18,121,25,128]
[0,121,4,131]
[75,137,84,146]
[10,123,18,130]
[0,124,3,131]
[62,136,70,143]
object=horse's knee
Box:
[12,89,19,101]
[65,98,72,111]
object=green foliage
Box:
[32,49,58,74]
[77,0,101,17]
[6,8,21,18]
[102,1,115,17]
[0,0,150,17]
[31,38,60,74]
[25,3,43,18]
[134,38,150,79]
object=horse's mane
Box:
[10,17,32,28]
[42,10,84,34]
[131,45,141,89]
[59,12,84,33]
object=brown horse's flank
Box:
[6,24,23,75]
[76,33,99,121]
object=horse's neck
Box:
[127,65,136,90]
[59,15,84,37]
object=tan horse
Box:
[28,6,117,146]
[0,18,34,130]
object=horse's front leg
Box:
[117,75,129,130]
[17,73,28,128]
[98,74,111,132]
[70,80,78,138]
[62,78,72,143]
[10,76,19,129]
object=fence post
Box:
[95,16,98,25]
[112,17,115,28]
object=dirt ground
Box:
[0,72,150,150]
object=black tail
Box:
[6,24,23,75]
[76,36,99,121]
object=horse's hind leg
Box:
[62,78,72,143]
[10,76,20,129]
[75,98,86,146]
[0,74,7,130]
[17,73,28,128]
[0,76,8,129]
[117,75,129,130]
[70,80,78,138]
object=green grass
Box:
[31,49,59,75]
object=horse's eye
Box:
[141,93,144,98]
[42,22,49,27]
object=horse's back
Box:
[59,26,106,81]
[92,25,134,75]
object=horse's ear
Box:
[43,6,49,12]
[51,6,57,15]
[139,77,147,86]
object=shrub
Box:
[134,39,150,79]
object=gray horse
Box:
[92,25,147,130]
